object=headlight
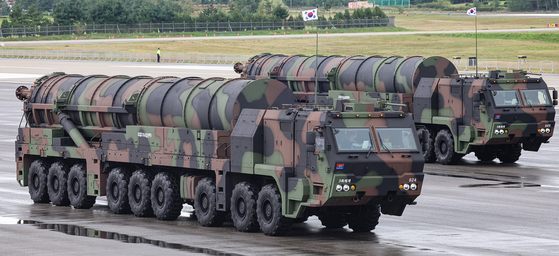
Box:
[336,184,343,192]
[499,129,504,134]
[546,128,551,133]
[494,130,499,135]
[410,183,417,190]
[403,184,410,190]
[343,184,350,192]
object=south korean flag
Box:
[302,8,318,21]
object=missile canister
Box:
[235,53,458,95]
[20,73,296,133]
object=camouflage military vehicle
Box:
[15,72,424,236]
[235,54,557,164]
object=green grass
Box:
[436,32,559,44]
[0,26,409,42]
[394,14,553,31]
[4,31,559,61]
[2,15,559,61]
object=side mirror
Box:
[306,131,315,145]
[554,100,558,106]
[473,92,480,102]
[306,131,316,152]
[421,130,428,142]
[553,90,558,100]
[306,145,315,152]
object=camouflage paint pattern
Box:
[235,54,457,100]
[231,106,423,217]
[414,70,555,155]
[16,72,423,226]
[237,54,555,164]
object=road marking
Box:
[0,187,30,196]
[0,66,56,70]
[0,216,23,224]
[117,65,233,71]
[541,185,559,189]
[0,73,43,79]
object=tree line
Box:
[2,0,557,28]
[1,0,388,28]
[413,0,559,11]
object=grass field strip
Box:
[0,50,251,65]
[1,49,558,74]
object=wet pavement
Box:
[1,59,558,255]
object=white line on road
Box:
[117,65,233,71]
[0,187,31,196]
[0,73,43,79]
[0,66,56,70]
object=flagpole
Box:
[314,6,319,107]
[475,10,478,77]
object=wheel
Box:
[28,159,50,203]
[128,169,154,217]
[418,127,437,163]
[497,143,522,163]
[256,184,292,236]
[106,167,131,214]
[67,163,96,209]
[474,148,497,162]
[194,177,225,227]
[434,129,463,165]
[230,182,260,232]
[47,161,70,206]
[151,172,183,221]
[347,205,381,232]
[318,212,347,229]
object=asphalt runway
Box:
[1,59,558,255]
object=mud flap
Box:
[523,142,541,151]
[380,204,407,216]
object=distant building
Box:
[5,0,15,9]
[348,1,369,9]
[348,0,409,9]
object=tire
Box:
[418,127,436,163]
[106,167,131,214]
[256,184,292,236]
[434,129,463,165]
[128,169,154,217]
[347,205,381,232]
[151,172,183,221]
[47,162,70,206]
[67,163,96,209]
[28,159,50,203]
[230,182,260,232]
[318,213,347,229]
[474,148,497,162]
[497,143,522,163]
[194,177,225,227]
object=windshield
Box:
[492,90,520,107]
[376,128,419,151]
[334,128,374,152]
[522,89,551,106]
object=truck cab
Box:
[414,70,557,164]
[264,100,424,228]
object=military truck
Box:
[235,54,557,164]
[15,73,424,236]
